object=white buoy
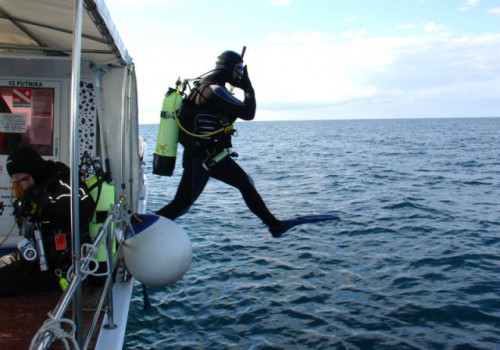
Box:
[123,214,192,287]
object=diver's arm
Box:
[46,177,94,230]
[209,85,256,121]
[231,65,255,121]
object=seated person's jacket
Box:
[17,161,94,272]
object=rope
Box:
[111,199,134,231]
[66,241,109,281]
[0,222,16,246]
[29,313,79,350]
[80,243,106,277]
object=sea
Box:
[124,117,499,350]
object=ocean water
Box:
[124,118,500,350]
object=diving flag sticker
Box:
[13,88,32,107]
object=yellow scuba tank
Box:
[87,174,115,262]
[153,87,183,176]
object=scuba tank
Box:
[153,72,241,175]
[87,172,116,263]
[153,85,184,176]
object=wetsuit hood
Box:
[203,50,244,86]
[216,51,243,69]
[7,147,49,185]
[6,147,69,186]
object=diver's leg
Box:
[156,156,210,219]
[211,157,281,229]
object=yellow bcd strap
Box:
[223,125,234,134]
[171,83,237,139]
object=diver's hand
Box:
[239,66,254,94]
[22,186,50,207]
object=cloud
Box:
[255,31,402,105]
[132,29,500,122]
[398,22,447,34]
[341,29,369,40]
[459,0,480,11]
[130,29,500,123]
[250,31,500,120]
[488,8,500,15]
[423,21,446,33]
[107,1,500,122]
[398,23,416,31]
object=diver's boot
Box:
[269,220,296,238]
[269,214,340,238]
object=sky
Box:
[104,0,500,124]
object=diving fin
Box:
[270,214,340,238]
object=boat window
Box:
[0,86,55,156]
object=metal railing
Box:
[30,198,132,350]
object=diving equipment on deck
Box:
[87,174,116,262]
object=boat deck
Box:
[0,282,106,350]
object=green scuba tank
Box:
[87,175,116,262]
[153,88,183,176]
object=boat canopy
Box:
[0,0,131,66]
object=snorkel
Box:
[235,46,246,83]
[229,46,246,91]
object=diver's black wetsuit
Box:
[1,150,94,296]
[156,55,281,231]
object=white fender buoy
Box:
[123,214,192,287]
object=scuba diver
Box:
[156,49,339,237]
[156,50,292,237]
[0,147,94,296]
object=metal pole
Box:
[104,220,117,330]
[120,67,128,196]
[93,66,111,173]
[127,68,135,206]
[69,0,84,346]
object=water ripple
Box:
[125,119,500,350]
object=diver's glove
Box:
[21,186,50,207]
[12,186,43,217]
[239,66,254,94]
[13,197,33,217]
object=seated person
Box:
[0,147,94,296]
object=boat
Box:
[0,0,147,348]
